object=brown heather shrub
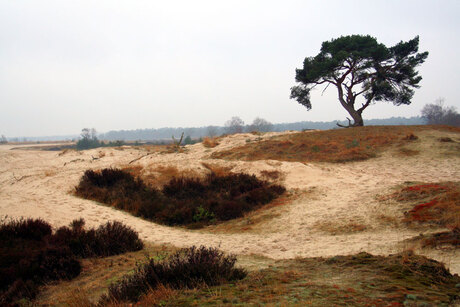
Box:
[50,218,144,258]
[0,219,80,305]
[0,217,143,305]
[202,136,220,148]
[75,168,285,227]
[100,246,247,304]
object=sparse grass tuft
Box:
[201,162,233,177]
[417,228,460,248]
[260,169,283,182]
[439,137,454,142]
[202,136,220,148]
[314,220,368,234]
[398,147,420,156]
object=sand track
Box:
[1,130,459,273]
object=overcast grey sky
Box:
[1,0,459,137]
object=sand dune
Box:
[1,130,459,274]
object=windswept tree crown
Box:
[290,35,428,126]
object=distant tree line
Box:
[76,128,127,150]
[5,116,429,143]
[95,116,425,142]
[421,98,460,126]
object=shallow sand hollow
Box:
[1,131,459,273]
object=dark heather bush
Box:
[93,221,144,256]
[103,246,247,303]
[76,168,286,227]
[50,219,144,258]
[0,217,143,305]
[0,217,52,241]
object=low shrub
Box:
[75,168,286,227]
[0,217,143,305]
[0,218,81,305]
[0,217,52,241]
[50,219,144,258]
[101,246,247,303]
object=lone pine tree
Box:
[290,35,428,127]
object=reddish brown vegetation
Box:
[211,126,424,163]
[75,168,285,227]
[202,136,220,148]
[387,182,459,228]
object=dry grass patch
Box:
[407,228,460,249]
[202,136,220,148]
[397,147,420,157]
[201,162,234,177]
[156,252,460,306]
[151,165,202,187]
[36,244,177,306]
[58,148,75,156]
[35,250,460,306]
[260,169,284,182]
[43,168,58,177]
[122,164,201,188]
[212,125,430,163]
[313,220,369,235]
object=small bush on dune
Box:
[76,168,286,227]
[50,219,144,258]
[0,218,81,305]
[101,246,247,303]
[93,221,144,256]
[0,217,143,305]
[76,168,165,216]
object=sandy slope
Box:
[1,130,459,273]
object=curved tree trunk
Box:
[336,83,364,127]
[336,100,364,127]
[349,110,364,126]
